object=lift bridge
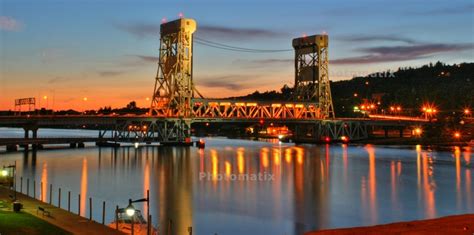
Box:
[145,18,342,142]
[0,18,426,145]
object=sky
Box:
[1,0,473,110]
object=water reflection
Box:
[1,138,473,235]
[41,162,47,202]
[80,158,88,217]
[157,148,193,235]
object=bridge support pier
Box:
[6,144,18,152]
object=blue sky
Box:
[1,0,473,109]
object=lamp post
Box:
[126,192,150,235]
[2,161,17,201]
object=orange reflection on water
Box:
[454,147,461,210]
[237,148,245,173]
[466,169,472,210]
[416,145,422,187]
[199,149,204,173]
[211,150,218,181]
[261,148,269,168]
[365,145,377,223]
[41,162,47,202]
[225,161,231,176]
[422,153,436,218]
[465,145,472,210]
[342,144,348,184]
[273,148,281,166]
[80,158,88,217]
[284,148,292,164]
[464,146,471,165]
[294,147,304,165]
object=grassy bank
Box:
[0,200,70,235]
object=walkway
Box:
[0,187,123,235]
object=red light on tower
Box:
[259,119,264,125]
[161,17,167,24]
[324,136,331,143]
[178,12,184,18]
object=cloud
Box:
[114,22,160,38]
[0,16,23,31]
[340,35,418,44]
[415,4,474,15]
[332,43,474,65]
[114,21,285,41]
[47,76,69,84]
[197,25,286,40]
[98,71,126,77]
[134,55,159,63]
[196,75,258,90]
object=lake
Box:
[0,128,472,235]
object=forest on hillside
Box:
[231,62,474,117]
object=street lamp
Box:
[126,201,136,217]
[126,196,149,235]
[2,161,17,200]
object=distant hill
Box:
[230,62,474,117]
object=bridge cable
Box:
[194,36,293,53]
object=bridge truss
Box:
[145,18,337,142]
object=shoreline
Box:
[305,214,474,235]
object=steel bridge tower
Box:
[292,35,335,119]
[150,18,197,117]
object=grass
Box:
[0,208,71,235]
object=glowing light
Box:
[43,95,48,100]
[225,161,231,176]
[464,109,471,115]
[414,128,423,135]
[126,205,136,217]
[178,12,184,18]
[353,93,358,97]
[324,136,331,143]
[134,142,139,148]
[82,97,88,101]
[453,132,461,139]
[341,136,349,142]
[161,17,167,23]
[278,134,284,140]
[1,169,7,177]
[145,97,150,101]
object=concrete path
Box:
[0,187,124,235]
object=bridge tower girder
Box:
[150,18,197,117]
[292,35,335,119]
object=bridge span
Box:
[0,114,427,148]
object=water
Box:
[0,128,472,235]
